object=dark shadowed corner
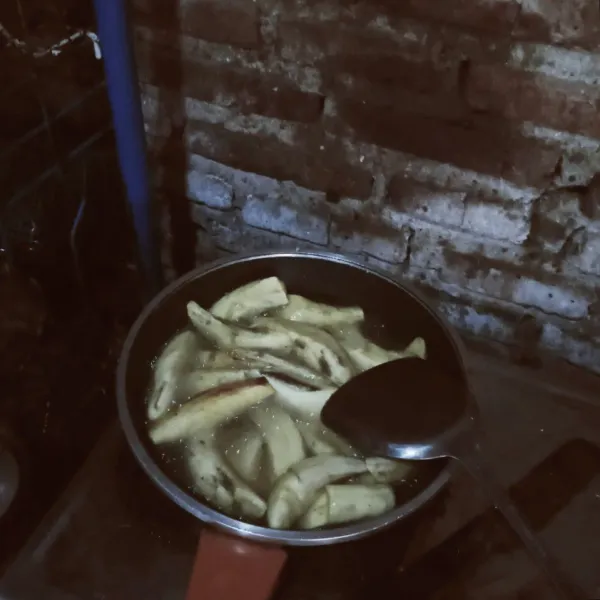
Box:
[144,0,196,277]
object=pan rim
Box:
[117,249,464,546]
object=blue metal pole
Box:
[92,0,162,298]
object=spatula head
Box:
[321,357,470,461]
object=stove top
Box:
[0,307,123,575]
[0,424,436,600]
[2,347,600,600]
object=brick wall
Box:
[132,0,600,373]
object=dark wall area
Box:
[0,0,141,573]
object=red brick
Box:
[514,0,600,48]
[580,174,600,220]
[331,211,411,264]
[290,0,520,35]
[276,20,416,64]
[431,25,514,65]
[278,18,514,74]
[387,176,466,226]
[325,54,458,95]
[185,121,373,199]
[279,21,512,124]
[133,0,259,48]
[320,53,466,121]
[399,0,519,34]
[135,42,324,123]
[467,64,600,139]
[440,246,593,318]
[334,99,559,188]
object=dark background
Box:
[0,0,141,574]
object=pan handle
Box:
[186,528,287,600]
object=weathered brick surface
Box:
[285,0,520,36]
[241,188,329,245]
[141,0,600,373]
[334,98,560,188]
[528,189,588,253]
[192,204,323,253]
[511,277,590,319]
[413,0,519,33]
[407,225,595,319]
[467,65,600,139]
[276,21,418,65]
[277,17,512,73]
[405,224,533,277]
[398,0,519,35]
[187,172,234,209]
[187,120,374,199]
[541,322,600,370]
[330,200,411,264]
[133,0,260,48]
[462,197,532,244]
[321,52,459,98]
[320,52,467,123]
[183,153,287,203]
[514,0,600,48]
[579,175,600,221]
[291,0,600,49]
[135,41,324,123]
[575,234,600,276]
[387,175,466,226]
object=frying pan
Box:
[117,250,466,600]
